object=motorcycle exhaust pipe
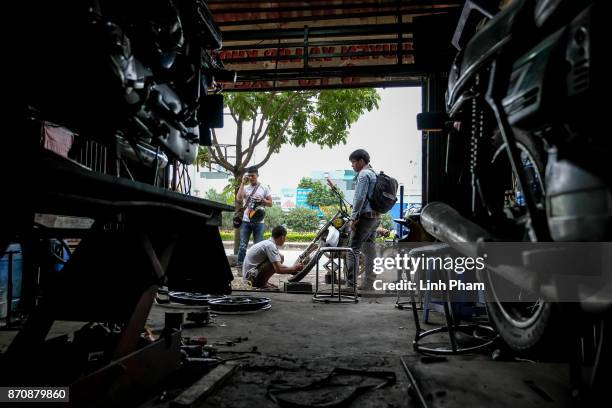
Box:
[420,201,541,295]
[420,202,612,309]
[420,201,495,244]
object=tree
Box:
[298,177,339,208]
[319,205,341,221]
[198,89,380,251]
[205,188,235,230]
[297,177,316,189]
[285,207,320,232]
[264,206,285,231]
[381,212,394,230]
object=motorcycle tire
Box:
[288,239,324,282]
[289,235,353,282]
[483,130,567,356]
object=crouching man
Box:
[242,225,304,289]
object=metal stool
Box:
[407,245,498,354]
[395,268,423,311]
[313,247,358,304]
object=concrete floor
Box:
[1,290,572,407]
[149,292,415,361]
[146,292,420,408]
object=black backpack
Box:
[367,169,398,213]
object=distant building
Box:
[280,188,296,211]
[272,194,282,207]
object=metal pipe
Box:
[419,201,609,304]
[420,201,495,244]
[217,7,459,28]
[223,23,415,41]
[221,49,414,64]
[116,136,169,169]
[211,1,460,14]
[222,37,413,51]
[398,184,404,237]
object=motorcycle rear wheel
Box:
[482,130,566,356]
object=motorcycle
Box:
[289,179,353,283]
[392,204,426,243]
[6,0,234,276]
[417,0,611,400]
[19,0,232,185]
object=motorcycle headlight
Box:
[333,218,344,229]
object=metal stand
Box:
[395,268,421,310]
[313,247,358,304]
[407,245,498,354]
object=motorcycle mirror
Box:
[200,94,224,129]
[416,112,449,131]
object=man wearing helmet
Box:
[236,166,273,268]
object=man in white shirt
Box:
[236,166,273,267]
[243,226,303,288]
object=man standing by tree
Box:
[236,166,272,268]
[346,149,380,289]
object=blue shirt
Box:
[351,164,377,220]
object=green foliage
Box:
[381,212,394,230]
[308,181,339,207]
[196,146,211,168]
[220,230,316,242]
[319,205,341,221]
[212,89,381,178]
[205,189,236,229]
[223,178,242,197]
[284,207,320,232]
[297,177,341,208]
[205,188,234,206]
[297,177,315,189]
[264,206,285,231]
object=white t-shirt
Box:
[242,238,282,278]
[242,183,271,223]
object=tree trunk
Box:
[233,201,241,255]
[233,181,242,255]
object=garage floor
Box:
[144,293,416,407]
[142,292,571,408]
[0,293,572,407]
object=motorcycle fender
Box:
[503,4,600,132]
[501,28,565,129]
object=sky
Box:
[195,87,422,197]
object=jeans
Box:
[237,222,265,264]
[346,217,380,285]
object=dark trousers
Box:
[346,217,380,284]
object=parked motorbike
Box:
[289,179,353,282]
[392,204,427,243]
[417,0,611,400]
